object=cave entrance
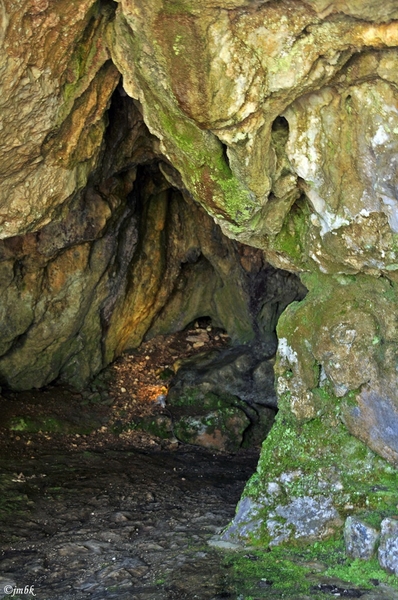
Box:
[69,87,308,452]
[0,85,307,453]
[0,84,309,599]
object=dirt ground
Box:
[0,319,231,459]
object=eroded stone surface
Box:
[0,92,304,390]
[379,518,398,576]
[105,1,398,500]
[0,0,119,238]
[344,516,380,560]
[166,344,278,448]
[0,444,259,599]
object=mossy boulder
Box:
[166,345,279,450]
[167,385,250,452]
[222,271,398,546]
[275,272,398,465]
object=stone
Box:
[1,0,398,553]
[167,344,278,408]
[378,518,398,575]
[0,1,118,238]
[0,91,304,389]
[220,496,265,544]
[172,408,250,452]
[267,496,341,546]
[344,516,379,560]
[166,343,279,448]
[342,385,398,467]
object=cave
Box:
[0,87,306,392]
[2,0,398,597]
[0,87,308,454]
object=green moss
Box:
[222,537,398,597]
[243,394,398,518]
[223,547,310,596]
[140,83,254,226]
[327,557,398,588]
[295,538,398,589]
[118,415,172,439]
[162,0,195,15]
[168,387,202,408]
[269,197,311,267]
[8,415,98,435]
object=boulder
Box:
[344,517,380,560]
[378,518,398,575]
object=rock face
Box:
[108,1,398,489]
[379,518,398,575]
[166,344,277,449]
[2,0,398,545]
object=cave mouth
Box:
[0,86,307,453]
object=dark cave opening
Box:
[0,85,308,453]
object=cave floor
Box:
[1,329,397,599]
[0,441,259,599]
[0,319,233,458]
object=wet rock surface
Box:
[167,343,278,450]
[2,440,398,600]
[0,443,259,600]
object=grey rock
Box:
[220,496,265,543]
[168,344,278,409]
[378,518,398,575]
[81,539,112,554]
[342,387,398,467]
[166,343,278,448]
[252,359,278,407]
[268,496,341,545]
[344,516,379,559]
[207,538,245,550]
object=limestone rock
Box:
[221,496,264,544]
[267,496,341,546]
[0,92,304,390]
[166,344,279,447]
[1,0,398,550]
[168,344,277,407]
[105,2,398,485]
[110,0,398,252]
[342,385,398,467]
[344,516,379,560]
[378,518,398,575]
[222,484,342,546]
[172,407,249,452]
[0,0,119,238]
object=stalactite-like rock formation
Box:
[1,0,398,545]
